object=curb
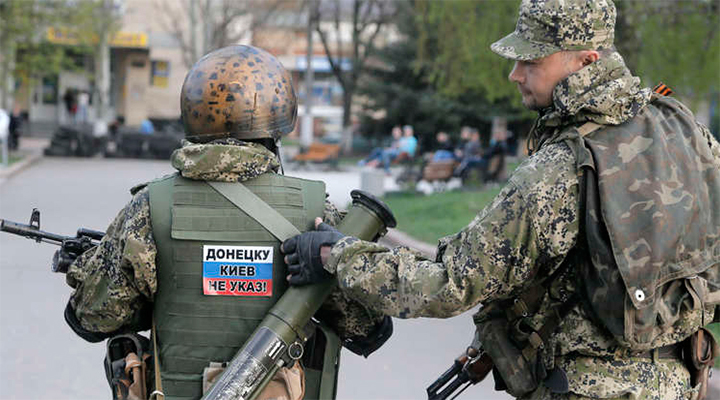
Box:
[0,152,43,183]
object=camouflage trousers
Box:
[522,356,694,400]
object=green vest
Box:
[148,173,338,400]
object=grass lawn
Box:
[382,161,518,243]
[2,153,23,166]
[383,185,505,244]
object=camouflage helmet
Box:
[180,45,297,142]
[491,0,616,61]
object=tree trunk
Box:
[340,89,353,154]
[301,4,316,148]
[0,43,15,111]
[94,33,111,123]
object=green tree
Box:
[416,0,720,110]
[359,1,526,149]
[0,0,76,109]
[616,0,719,103]
[0,0,121,114]
[416,0,524,116]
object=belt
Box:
[630,343,683,360]
[567,344,684,363]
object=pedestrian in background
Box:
[76,90,89,123]
[359,125,402,167]
[431,131,455,162]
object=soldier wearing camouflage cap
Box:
[61,45,392,400]
[283,1,720,399]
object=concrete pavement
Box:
[0,137,49,186]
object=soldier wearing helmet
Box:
[282,1,720,399]
[62,45,392,400]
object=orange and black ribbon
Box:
[653,82,673,96]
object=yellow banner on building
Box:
[110,31,147,48]
[47,27,80,45]
[46,28,148,48]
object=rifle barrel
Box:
[0,219,67,244]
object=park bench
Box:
[293,142,341,166]
[422,159,457,182]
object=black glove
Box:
[282,222,345,286]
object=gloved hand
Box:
[282,220,345,286]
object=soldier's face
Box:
[509,51,581,111]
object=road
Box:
[0,155,509,400]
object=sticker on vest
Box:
[203,245,273,296]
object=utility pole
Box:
[301,1,316,148]
[0,42,15,111]
[189,0,201,63]
[94,0,112,125]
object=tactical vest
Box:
[148,173,340,400]
[474,95,720,397]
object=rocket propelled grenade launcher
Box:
[202,190,397,400]
[0,208,105,273]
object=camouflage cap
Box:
[491,0,616,61]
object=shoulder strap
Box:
[151,317,164,400]
[577,122,602,137]
[207,181,301,241]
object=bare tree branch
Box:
[155,0,195,68]
[155,0,280,68]
[312,0,395,145]
[315,0,347,91]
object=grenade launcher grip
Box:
[202,190,397,400]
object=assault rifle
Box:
[426,346,494,400]
[0,208,105,273]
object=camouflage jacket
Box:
[66,139,385,342]
[325,53,719,399]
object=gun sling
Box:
[206,181,302,241]
[207,180,339,400]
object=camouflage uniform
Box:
[66,138,385,342]
[322,1,720,399]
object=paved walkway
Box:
[0,137,49,186]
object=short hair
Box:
[563,46,616,61]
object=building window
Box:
[150,60,170,88]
